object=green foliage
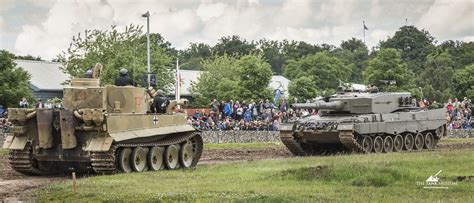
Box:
[453,64,474,100]
[285,52,351,100]
[419,52,454,101]
[190,55,273,106]
[288,76,320,101]
[179,43,213,70]
[363,48,414,91]
[0,50,33,108]
[57,24,173,91]
[258,39,285,74]
[213,35,257,57]
[237,55,273,100]
[335,38,369,82]
[380,26,436,73]
[439,41,474,69]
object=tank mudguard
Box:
[2,135,28,150]
[84,136,114,152]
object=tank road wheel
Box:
[424,132,435,149]
[373,136,384,153]
[148,147,164,171]
[118,148,133,173]
[383,136,394,153]
[361,136,373,153]
[131,147,147,172]
[404,133,414,151]
[164,144,180,169]
[393,134,404,152]
[414,133,424,150]
[179,142,194,168]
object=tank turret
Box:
[291,92,415,114]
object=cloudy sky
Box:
[0,0,473,60]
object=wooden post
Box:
[72,172,76,193]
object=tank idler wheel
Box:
[179,142,194,168]
[361,136,373,153]
[118,148,133,173]
[414,133,424,150]
[393,134,404,152]
[404,133,414,151]
[164,144,180,170]
[435,125,445,138]
[148,147,164,171]
[424,132,435,149]
[131,147,147,172]
[373,136,384,153]
[383,136,393,153]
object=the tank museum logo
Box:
[416,170,458,189]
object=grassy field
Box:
[38,148,474,202]
[440,137,474,144]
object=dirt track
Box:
[1,141,473,200]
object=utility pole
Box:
[142,11,151,88]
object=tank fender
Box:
[279,123,295,131]
[337,124,354,131]
[84,136,114,152]
[2,135,28,150]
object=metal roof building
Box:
[15,60,70,101]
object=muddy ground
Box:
[1,141,473,201]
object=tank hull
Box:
[3,109,203,175]
[280,108,447,155]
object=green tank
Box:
[2,77,203,175]
[280,88,446,155]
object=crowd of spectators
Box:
[187,98,318,131]
[445,97,473,130]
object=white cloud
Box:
[417,0,474,40]
[9,0,474,60]
[196,2,227,21]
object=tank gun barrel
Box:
[291,101,344,110]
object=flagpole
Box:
[175,57,180,101]
[363,21,366,45]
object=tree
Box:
[336,38,369,82]
[453,64,474,100]
[237,55,273,100]
[257,39,285,74]
[179,43,213,70]
[57,24,173,91]
[288,76,320,101]
[438,40,474,69]
[213,35,257,57]
[419,52,454,101]
[363,48,414,91]
[284,52,352,95]
[190,55,273,106]
[379,26,436,73]
[0,50,33,107]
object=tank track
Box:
[8,142,44,175]
[338,131,440,153]
[91,131,203,174]
[281,129,442,156]
[338,130,366,153]
[279,131,308,156]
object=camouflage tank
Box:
[280,87,446,155]
[2,76,203,175]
